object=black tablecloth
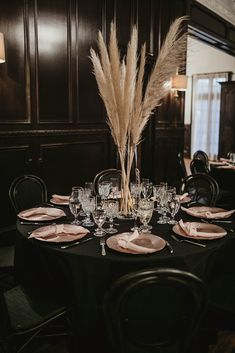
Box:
[15,207,235,353]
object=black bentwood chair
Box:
[193,150,210,168]
[103,268,207,353]
[93,168,121,195]
[190,158,210,175]
[0,284,73,353]
[177,151,188,181]
[180,173,219,206]
[9,174,47,213]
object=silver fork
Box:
[171,234,206,248]
[100,237,106,256]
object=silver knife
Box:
[165,241,174,254]
[60,236,93,249]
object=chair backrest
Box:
[180,173,219,206]
[9,174,47,213]
[93,168,121,195]
[177,152,188,180]
[103,267,207,353]
[193,150,209,167]
[190,158,210,175]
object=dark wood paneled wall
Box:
[1,0,235,228]
[0,0,188,228]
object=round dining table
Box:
[15,205,235,353]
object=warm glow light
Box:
[0,33,5,63]
[171,74,187,91]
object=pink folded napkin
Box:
[179,219,225,238]
[29,224,89,242]
[181,206,234,219]
[117,230,156,254]
[179,193,189,201]
[19,207,65,220]
[51,194,70,201]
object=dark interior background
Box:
[0,0,235,230]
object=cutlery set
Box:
[201,219,234,232]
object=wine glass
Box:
[141,179,153,199]
[69,187,82,225]
[138,198,154,233]
[81,196,96,227]
[167,195,180,224]
[102,199,119,234]
[92,209,106,236]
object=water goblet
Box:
[92,209,106,237]
[102,199,119,234]
[69,187,82,225]
[81,196,96,227]
[98,181,111,201]
[138,198,154,232]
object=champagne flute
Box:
[92,209,106,236]
[69,187,82,225]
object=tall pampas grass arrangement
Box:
[90,17,187,215]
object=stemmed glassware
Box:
[92,209,107,236]
[157,184,170,224]
[141,179,153,199]
[167,194,180,224]
[102,199,119,234]
[138,198,154,233]
[69,186,82,225]
[81,196,96,227]
[98,181,111,201]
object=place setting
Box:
[181,205,235,220]
[172,219,227,241]
[18,206,66,224]
[50,194,70,206]
[28,223,92,248]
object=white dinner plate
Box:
[18,207,66,221]
[29,224,89,243]
[181,206,234,219]
[172,222,227,240]
[106,233,166,254]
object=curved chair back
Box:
[180,173,219,206]
[190,158,210,175]
[93,168,121,195]
[103,267,207,353]
[193,150,209,168]
[177,151,188,180]
[9,174,47,213]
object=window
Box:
[191,72,230,159]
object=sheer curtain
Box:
[191,72,229,159]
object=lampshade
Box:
[0,32,5,63]
[171,74,187,91]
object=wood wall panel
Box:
[36,0,70,123]
[76,0,104,124]
[39,138,110,195]
[0,1,29,123]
